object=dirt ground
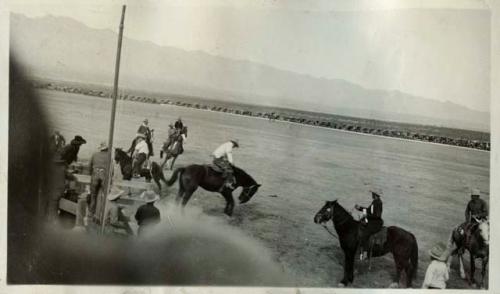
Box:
[39,89,490,288]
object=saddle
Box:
[207,164,223,173]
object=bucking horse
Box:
[166,164,261,216]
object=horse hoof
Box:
[337,283,346,288]
[389,282,399,288]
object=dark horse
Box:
[114,148,168,191]
[448,218,489,288]
[166,164,261,216]
[314,200,418,288]
[161,126,188,170]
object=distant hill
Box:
[10,13,490,132]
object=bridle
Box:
[319,202,354,240]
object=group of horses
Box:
[314,200,489,289]
[111,129,488,289]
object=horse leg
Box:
[340,250,355,286]
[221,190,235,216]
[480,257,488,289]
[459,253,467,280]
[169,156,178,170]
[470,253,477,287]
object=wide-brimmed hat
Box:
[141,190,160,203]
[370,188,383,198]
[143,118,149,123]
[98,141,108,151]
[72,135,87,145]
[429,242,448,261]
[107,186,125,201]
[471,188,481,196]
[231,139,239,148]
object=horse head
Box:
[114,148,128,164]
[477,218,489,246]
[233,166,260,204]
[314,200,338,224]
[239,183,261,204]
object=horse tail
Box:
[167,167,185,186]
[409,234,419,280]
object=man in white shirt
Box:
[212,140,239,189]
[132,136,149,177]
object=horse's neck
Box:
[332,205,357,234]
[234,168,256,186]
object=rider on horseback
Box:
[465,189,488,222]
[132,136,149,178]
[212,140,239,190]
[355,189,384,261]
[129,118,154,157]
[457,189,489,245]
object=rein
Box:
[321,224,338,240]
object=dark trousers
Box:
[213,157,234,182]
[133,153,147,175]
[359,219,383,251]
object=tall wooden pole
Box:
[100,5,126,233]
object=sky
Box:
[7,0,491,111]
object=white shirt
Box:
[212,141,234,164]
[422,260,449,289]
[134,140,149,156]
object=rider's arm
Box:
[480,200,488,218]
[465,203,470,221]
[227,151,233,164]
[367,201,382,219]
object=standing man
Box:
[46,155,77,222]
[212,140,239,189]
[132,136,149,178]
[355,189,384,261]
[135,190,161,236]
[465,188,488,222]
[137,118,154,157]
[88,141,110,218]
[59,135,86,165]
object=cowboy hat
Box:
[429,242,448,261]
[471,188,481,196]
[369,188,383,198]
[98,141,108,151]
[72,135,87,144]
[231,139,239,148]
[107,186,125,201]
[141,190,160,203]
[143,118,149,123]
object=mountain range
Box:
[10,13,490,132]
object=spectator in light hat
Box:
[422,242,450,289]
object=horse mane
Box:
[332,201,355,223]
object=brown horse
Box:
[166,164,261,216]
[314,200,418,288]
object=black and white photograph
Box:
[3,0,498,292]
